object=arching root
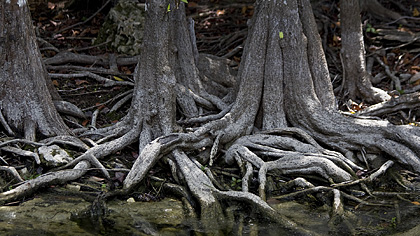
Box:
[223,130,361,201]
[172,149,316,235]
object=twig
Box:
[49,72,134,87]
[385,16,420,25]
[91,109,100,129]
[82,89,133,112]
[374,56,401,91]
[37,37,59,52]
[222,44,243,58]
[332,160,394,187]
[46,65,125,76]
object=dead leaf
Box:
[88,176,105,182]
[82,120,89,126]
[53,12,65,20]
[121,66,132,75]
[241,6,247,15]
[411,201,420,205]
[48,2,56,10]
[188,2,198,7]
[413,8,420,17]
[90,29,99,35]
[52,80,59,87]
[75,79,88,85]
[113,76,124,81]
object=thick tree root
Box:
[172,149,316,235]
[225,131,360,183]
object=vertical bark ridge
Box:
[129,0,176,151]
[0,0,69,139]
[277,0,420,172]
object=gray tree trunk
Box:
[0,0,69,140]
[216,0,420,172]
[340,0,390,103]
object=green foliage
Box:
[279,31,284,39]
[25,173,40,180]
[390,217,397,228]
[168,0,188,12]
[366,24,377,33]
[231,177,242,190]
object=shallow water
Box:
[0,191,419,235]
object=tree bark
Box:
[218,0,420,174]
[0,0,69,140]
[340,0,390,104]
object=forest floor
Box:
[13,0,418,194]
[29,0,420,124]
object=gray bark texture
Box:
[0,0,69,140]
[124,0,420,199]
[340,0,390,103]
[1,0,420,233]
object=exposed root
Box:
[332,160,394,187]
[1,146,40,165]
[50,72,134,87]
[0,110,15,136]
[109,92,133,113]
[329,189,344,225]
[0,160,90,203]
[172,149,315,235]
[356,92,420,117]
[215,190,316,235]
[172,149,225,230]
[53,100,85,119]
[1,1,419,235]
[0,135,89,151]
[225,132,359,186]
[124,132,212,189]
[0,166,24,183]
[178,104,233,125]
[60,123,142,171]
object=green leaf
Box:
[181,0,188,3]
[279,31,284,39]
[167,4,171,12]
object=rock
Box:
[94,0,145,55]
[127,197,135,203]
[38,145,73,167]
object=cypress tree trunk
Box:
[340,0,390,103]
[0,0,69,140]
